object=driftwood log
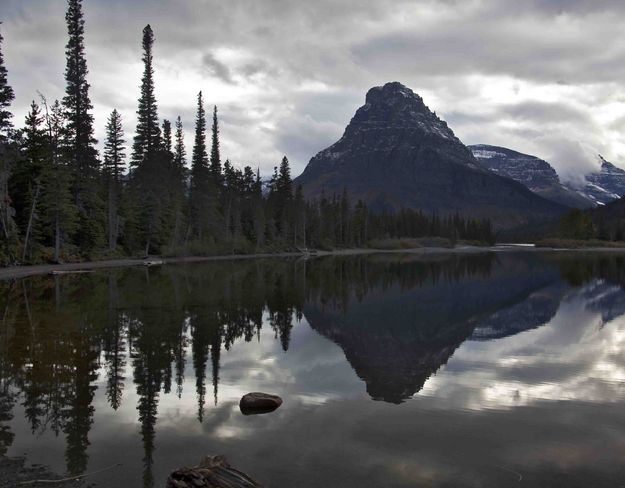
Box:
[166,455,263,488]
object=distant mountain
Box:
[571,156,625,205]
[295,82,565,230]
[469,144,594,209]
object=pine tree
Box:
[63,0,104,253]
[12,102,46,232]
[173,116,186,172]
[127,25,172,254]
[274,156,293,239]
[191,92,208,183]
[103,109,125,251]
[131,25,161,170]
[40,99,77,263]
[162,119,172,156]
[252,168,265,248]
[189,91,215,240]
[0,24,14,141]
[209,105,221,184]
[277,156,292,198]
[103,110,125,183]
[13,102,47,259]
[63,0,98,175]
[170,116,187,246]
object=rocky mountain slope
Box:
[574,156,625,205]
[295,82,565,229]
[469,144,594,209]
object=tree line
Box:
[0,0,495,266]
[556,202,625,242]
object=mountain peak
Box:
[295,83,564,229]
[599,155,619,171]
[365,81,424,106]
[343,81,458,145]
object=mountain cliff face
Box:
[296,82,564,229]
[469,144,594,209]
[575,157,625,205]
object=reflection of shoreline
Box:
[4,245,625,281]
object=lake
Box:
[2,251,625,487]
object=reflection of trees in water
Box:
[0,253,506,484]
[554,253,625,288]
[0,282,15,456]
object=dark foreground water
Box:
[2,252,625,487]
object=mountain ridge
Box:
[469,144,594,209]
[470,144,625,207]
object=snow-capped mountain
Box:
[469,144,594,209]
[470,146,625,208]
[570,156,625,205]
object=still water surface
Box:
[2,252,625,487]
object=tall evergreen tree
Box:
[103,110,125,184]
[40,100,77,263]
[273,156,293,239]
[0,24,14,141]
[13,102,47,259]
[169,116,187,247]
[174,115,187,168]
[63,0,98,174]
[127,25,171,254]
[189,92,215,240]
[209,105,221,184]
[162,119,172,156]
[191,93,209,184]
[173,116,186,172]
[63,0,104,253]
[131,25,161,169]
[103,109,125,251]
[12,102,46,233]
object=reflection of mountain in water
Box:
[583,281,625,324]
[469,282,567,340]
[305,254,561,403]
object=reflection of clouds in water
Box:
[422,280,625,410]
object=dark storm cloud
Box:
[2,0,625,176]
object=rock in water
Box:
[295,81,565,230]
[239,392,283,415]
[166,455,263,488]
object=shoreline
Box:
[1,244,625,281]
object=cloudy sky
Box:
[3,0,625,181]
